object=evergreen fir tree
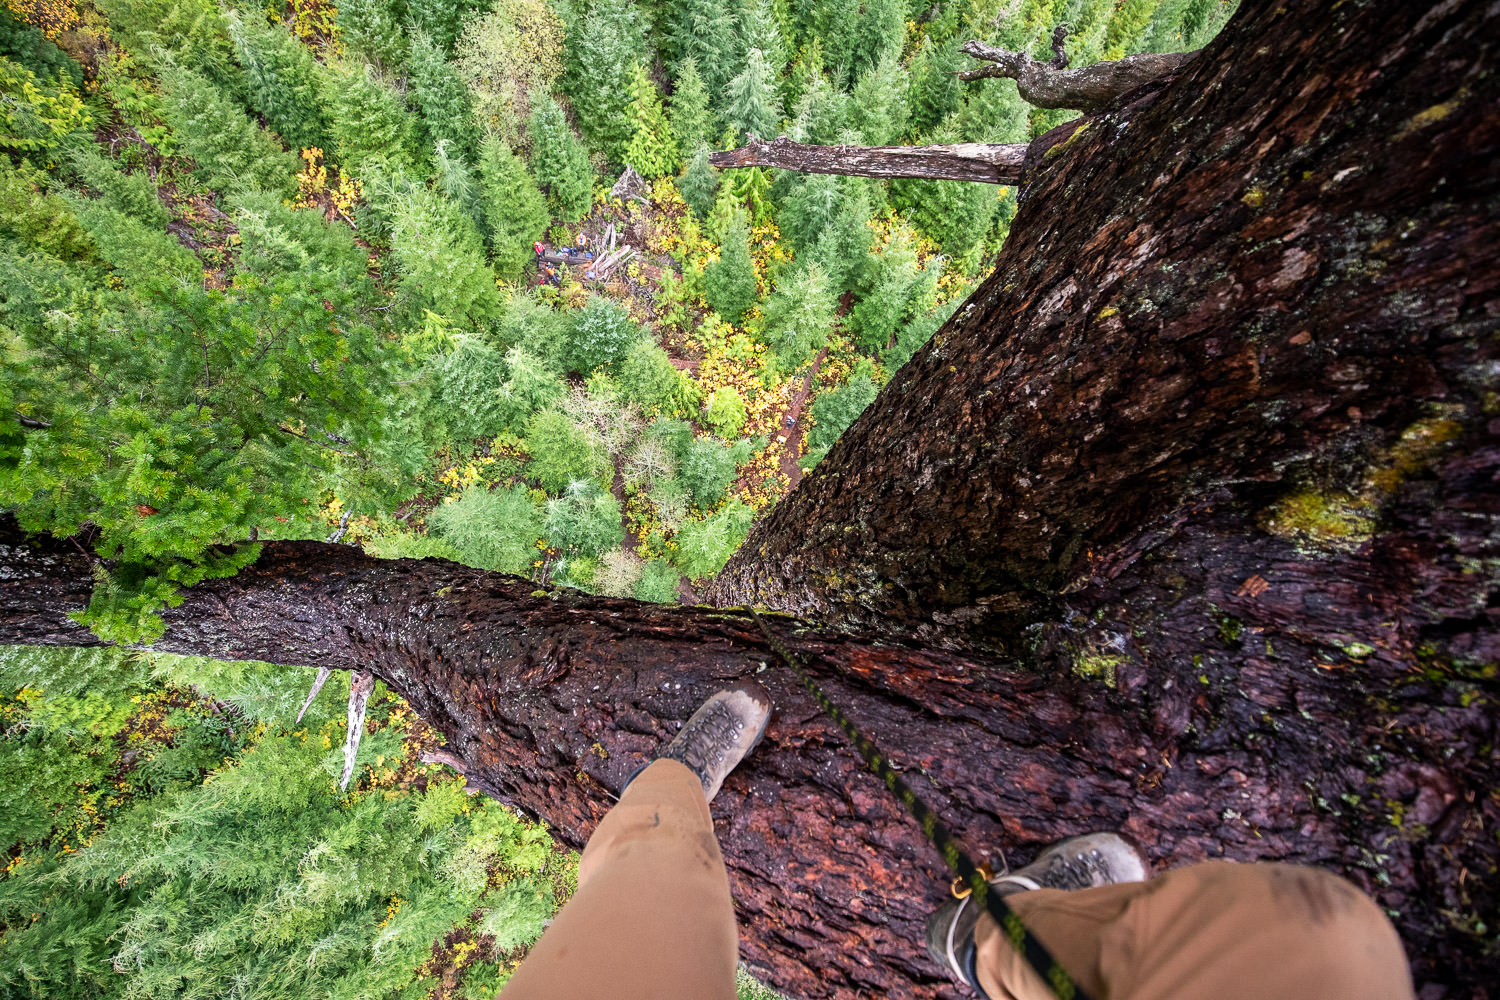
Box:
[672,0,736,97]
[334,0,408,72]
[476,137,549,282]
[388,182,502,328]
[623,64,677,179]
[703,211,757,323]
[759,261,835,374]
[227,12,326,153]
[724,47,782,141]
[528,95,594,222]
[738,0,786,79]
[1104,0,1164,59]
[679,145,719,219]
[562,0,645,163]
[789,64,848,144]
[669,57,713,162]
[318,58,422,175]
[849,52,908,145]
[67,147,168,227]
[159,67,299,197]
[409,30,480,161]
[906,34,963,136]
[406,0,486,55]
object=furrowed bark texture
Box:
[957,39,1196,111]
[709,135,1027,184]
[708,0,1500,656]
[1,519,1495,995]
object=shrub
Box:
[426,484,544,575]
[524,409,610,493]
[565,296,640,376]
[455,0,565,149]
[0,162,95,260]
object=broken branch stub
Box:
[339,669,377,792]
[958,39,1197,112]
[709,135,1026,184]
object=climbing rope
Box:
[749,609,1093,1000]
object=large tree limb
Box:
[957,39,1196,111]
[1,510,1495,995]
[709,135,1027,184]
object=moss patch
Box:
[1258,489,1375,549]
[1071,649,1123,688]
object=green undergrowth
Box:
[0,646,574,999]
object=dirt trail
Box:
[775,347,828,490]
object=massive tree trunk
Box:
[3,1,1497,997]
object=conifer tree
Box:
[562,0,644,163]
[669,57,713,162]
[406,0,486,56]
[678,144,719,219]
[527,95,594,221]
[334,0,408,72]
[622,64,677,179]
[408,30,480,161]
[318,59,422,175]
[476,137,549,282]
[906,34,963,136]
[388,183,502,328]
[454,0,566,149]
[724,47,782,142]
[703,210,757,324]
[848,52,909,145]
[159,67,299,197]
[788,65,848,144]
[671,0,736,97]
[227,13,326,153]
[738,0,786,80]
[67,147,168,227]
[759,262,835,374]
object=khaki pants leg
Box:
[499,759,739,1000]
[974,861,1414,1000]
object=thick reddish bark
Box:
[2,511,1495,996]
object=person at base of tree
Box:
[495,682,1415,1000]
[534,241,544,257]
[577,231,588,250]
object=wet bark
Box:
[2,1,1497,996]
[957,39,1196,111]
[709,135,1027,184]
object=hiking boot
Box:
[656,679,772,801]
[924,833,1148,993]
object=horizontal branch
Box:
[959,39,1196,111]
[709,135,1027,184]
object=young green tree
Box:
[622,64,676,179]
[388,182,502,328]
[527,95,593,222]
[848,52,909,145]
[847,224,933,351]
[334,0,408,71]
[633,558,681,602]
[565,295,641,375]
[677,434,752,507]
[159,67,298,196]
[544,480,624,560]
[617,337,696,417]
[788,66,849,144]
[524,409,611,492]
[703,212,757,324]
[759,262,835,374]
[64,195,200,287]
[669,0,736,96]
[801,365,879,468]
[66,147,168,227]
[672,498,753,579]
[427,483,546,574]
[678,145,719,219]
[409,30,480,161]
[318,58,422,175]
[669,57,713,161]
[406,0,487,55]
[428,335,510,443]
[723,47,782,142]
[700,385,747,438]
[562,0,645,163]
[738,0,787,79]
[906,34,963,136]
[227,12,326,153]
[476,137,549,282]
[495,292,570,368]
